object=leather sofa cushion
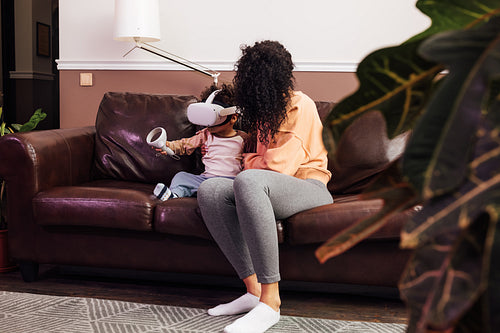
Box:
[154,198,285,243]
[285,195,408,245]
[33,180,156,231]
[154,198,211,240]
[93,92,203,184]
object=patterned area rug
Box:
[0,291,407,332]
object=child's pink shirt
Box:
[168,128,246,178]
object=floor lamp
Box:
[113,0,220,85]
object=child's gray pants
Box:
[197,169,333,284]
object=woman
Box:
[197,40,333,333]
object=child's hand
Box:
[152,141,171,156]
[152,147,167,155]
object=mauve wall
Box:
[59,70,358,129]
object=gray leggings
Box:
[197,169,333,284]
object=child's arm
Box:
[167,128,209,155]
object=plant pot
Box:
[0,229,16,272]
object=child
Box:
[153,84,248,200]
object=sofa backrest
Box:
[93,92,203,184]
[316,102,407,195]
[92,92,405,193]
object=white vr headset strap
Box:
[205,89,221,104]
[219,106,238,117]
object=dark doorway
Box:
[1,0,60,130]
[1,0,15,126]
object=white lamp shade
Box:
[113,0,161,42]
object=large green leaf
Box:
[410,0,500,42]
[454,205,500,333]
[323,41,439,154]
[401,19,500,243]
[400,207,499,333]
[402,16,500,200]
[399,35,500,329]
[323,0,500,155]
[399,230,462,333]
[484,205,500,331]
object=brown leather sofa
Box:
[0,92,411,288]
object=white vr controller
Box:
[146,127,180,160]
[187,89,238,127]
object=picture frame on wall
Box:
[36,22,50,57]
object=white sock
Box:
[207,292,260,316]
[223,302,280,333]
[153,183,171,201]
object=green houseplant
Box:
[316,1,500,332]
[0,107,46,271]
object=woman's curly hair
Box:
[233,40,295,144]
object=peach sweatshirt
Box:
[243,91,332,185]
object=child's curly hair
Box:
[233,40,295,144]
[199,83,235,107]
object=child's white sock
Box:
[223,302,280,333]
[153,183,172,201]
[207,292,260,316]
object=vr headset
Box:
[187,89,238,127]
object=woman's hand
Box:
[201,144,208,156]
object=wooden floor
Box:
[0,265,408,325]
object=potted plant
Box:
[0,106,47,272]
[317,1,500,332]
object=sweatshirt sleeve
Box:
[167,129,208,155]
[243,130,307,176]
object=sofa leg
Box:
[19,261,39,282]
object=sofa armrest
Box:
[0,126,95,261]
[0,126,96,190]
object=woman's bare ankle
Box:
[260,282,281,311]
[259,295,281,312]
[247,286,262,298]
[243,274,261,298]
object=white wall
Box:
[58,0,430,72]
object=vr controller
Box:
[187,89,238,127]
[146,127,180,160]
